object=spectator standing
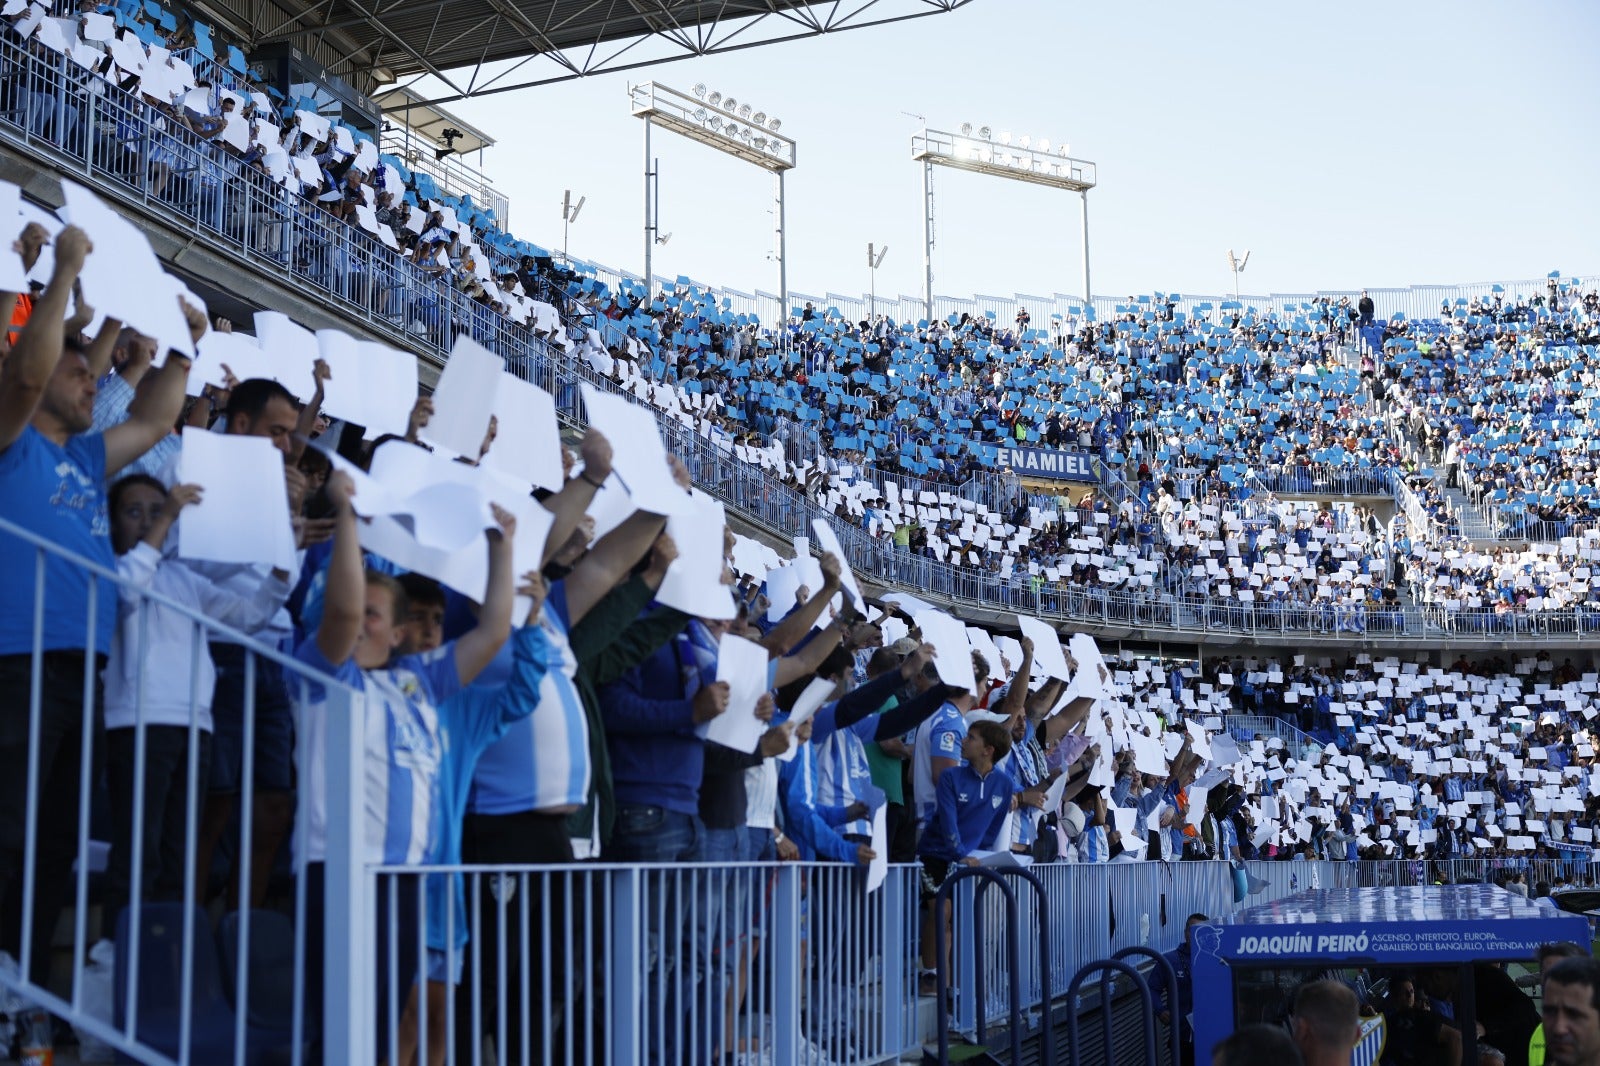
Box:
[0,227,195,988]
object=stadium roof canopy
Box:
[229,0,977,105]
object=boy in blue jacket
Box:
[918,720,1024,992]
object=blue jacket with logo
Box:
[919,763,1017,861]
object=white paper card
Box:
[175,429,293,570]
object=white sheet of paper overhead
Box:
[1016,614,1071,679]
[866,805,888,893]
[777,675,834,763]
[484,373,563,491]
[1209,734,1242,767]
[58,181,193,358]
[80,10,114,40]
[1068,634,1110,699]
[1133,734,1169,777]
[966,627,1005,683]
[252,310,319,397]
[424,335,503,457]
[581,473,635,540]
[34,15,72,53]
[0,183,25,292]
[354,487,550,607]
[810,519,864,611]
[655,491,735,621]
[765,564,802,623]
[219,113,250,151]
[355,341,417,438]
[365,439,509,550]
[914,610,977,693]
[579,384,693,517]
[175,429,294,570]
[703,633,770,754]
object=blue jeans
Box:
[609,805,703,1063]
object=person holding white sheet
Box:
[457,437,686,1066]
[167,374,315,911]
[101,474,290,927]
[294,468,515,1060]
[0,225,197,990]
[911,649,990,835]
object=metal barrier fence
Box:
[1222,715,1323,762]
[368,862,921,1066]
[0,513,367,1066]
[952,855,1590,1037]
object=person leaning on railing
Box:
[0,222,201,988]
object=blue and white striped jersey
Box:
[468,581,592,817]
[291,639,460,870]
[814,716,885,838]
[913,702,967,827]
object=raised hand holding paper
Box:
[655,491,735,621]
[914,609,977,694]
[424,335,502,458]
[706,633,771,753]
[810,518,865,611]
[579,384,693,517]
[1016,615,1070,679]
[176,428,294,570]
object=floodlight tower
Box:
[1228,249,1251,302]
[912,124,1097,321]
[867,242,888,318]
[629,81,796,312]
[561,189,585,262]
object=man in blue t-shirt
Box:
[0,226,197,986]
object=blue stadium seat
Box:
[115,903,249,1065]
[218,910,297,1056]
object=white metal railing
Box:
[0,512,366,1066]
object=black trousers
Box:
[301,861,418,1063]
[0,651,104,988]
[454,810,587,1066]
[104,725,213,925]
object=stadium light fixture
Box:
[912,125,1098,319]
[561,189,585,262]
[630,81,797,310]
[1227,249,1251,301]
[867,242,889,318]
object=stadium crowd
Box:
[11,0,1600,633]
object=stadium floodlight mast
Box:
[629,81,796,309]
[867,242,888,318]
[1227,248,1251,302]
[911,125,1097,321]
[561,189,585,262]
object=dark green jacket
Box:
[564,577,689,846]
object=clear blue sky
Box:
[425,0,1600,305]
